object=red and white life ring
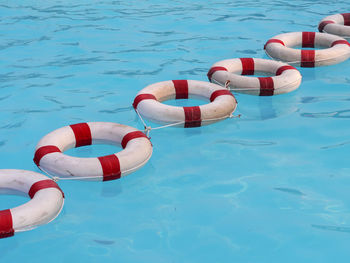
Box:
[207,58,302,96]
[133,80,237,128]
[0,169,64,239]
[33,122,152,181]
[264,32,350,67]
[319,13,350,38]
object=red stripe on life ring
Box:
[331,40,350,47]
[264,39,285,49]
[172,80,188,99]
[341,13,350,26]
[28,180,65,199]
[70,123,92,148]
[183,106,201,128]
[301,50,315,67]
[258,77,274,96]
[276,65,297,76]
[302,32,315,48]
[210,90,233,102]
[207,66,227,81]
[240,58,254,75]
[33,145,61,166]
[318,20,335,32]
[98,155,121,181]
[121,131,148,149]
[133,94,157,109]
[0,210,14,239]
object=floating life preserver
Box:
[33,122,152,181]
[318,13,350,38]
[133,80,237,128]
[264,32,350,67]
[207,58,302,96]
[0,169,64,239]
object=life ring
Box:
[0,169,64,239]
[207,58,302,96]
[264,32,350,67]
[318,13,350,38]
[33,122,152,181]
[133,80,237,128]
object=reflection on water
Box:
[236,93,299,120]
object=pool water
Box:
[1,1,350,262]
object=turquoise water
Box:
[1,1,350,262]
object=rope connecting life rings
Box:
[207,58,302,96]
[264,32,350,67]
[33,122,152,181]
[318,13,350,38]
[133,80,237,128]
[0,169,64,239]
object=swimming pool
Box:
[1,0,350,262]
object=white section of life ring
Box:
[0,169,64,238]
[34,122,153,181]
[318,13,350,38]
[264,32,350,67]
[207,58,302,96]
[133,80,237,128]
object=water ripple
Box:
[0,37,50,50]
[301,109,350,119]
[99,106,133,114]
[274,187,305,196]
[0,72,46,82]
[321,141,350,150]
[0,95,11,101]
[0,121,24,129]
[236,49,257,55]
[300,95,350,104]
[140,30,179,36]
[93,239,115,245]
[214,139,276,147]
[178,68,206,76]
[311,224,350,233]
[44,96,63,105]
[103,68,163,76]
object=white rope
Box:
[134,108,152,137]
[134,103,239,133]
[212,76,302,92]
[38,166,60,182]
[38,154,152,181]
[136,113,239,131]
[135,108,147,129]
[39,164,109,181]
[151,114,240,130]
[39,98,240,182]
[150,121,185,130]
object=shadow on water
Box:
[236,92,299,121]
[100,181,123,198]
